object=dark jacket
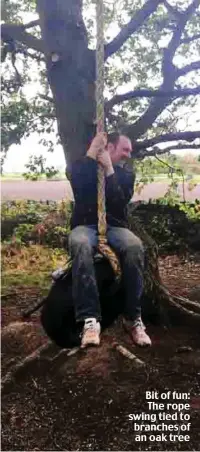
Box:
[70,156,135,229]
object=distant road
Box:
[1,180,200,202]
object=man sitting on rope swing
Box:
[69,131,152,348]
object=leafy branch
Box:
[122,0,200,140]
[105,0,162,59]
[135,131,200,154]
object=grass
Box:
[1,243,67,297]
[2,173,200,183]
[1,173,66,181]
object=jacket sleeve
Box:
[70,156,97,203]
[105,167,135,207]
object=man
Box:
[68,132,151,348]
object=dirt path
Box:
[2,253,200,451]
[1,180,200,202]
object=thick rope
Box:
[96,0,106,236]
[96,0,121,280]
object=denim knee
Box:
[68,226,96,257]
[69,234,90,255]
[124,236,144,255]
[123,237,144,269]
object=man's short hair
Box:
[107,132,120,147]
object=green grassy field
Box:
[1,173,200,183]
[1,173,24,180]
[0,173,66,181]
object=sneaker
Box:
[123,317,151,347]
[81,318,101,348]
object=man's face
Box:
[107,135,133,164]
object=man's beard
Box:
[116,158,126,167]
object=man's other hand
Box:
[97,150,114,176]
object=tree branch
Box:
[23,20,40,29]
[1,23,44,53]
[122,0,200,141]
[106,87,200,111]
[163,0,181,17]
[181,33,200,44]
[177,60,200,78]
[137,143,200,158]
[155,154,180,171]
[39,94,54,103]
[135,131,200,152]
[16,48,45,62]
[104,0,161,59]
[154,154,186,202]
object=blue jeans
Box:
[68,225,144,323]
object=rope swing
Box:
[22,1,122,323]
[95,0,121,282]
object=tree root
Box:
[173,294,200,314]
[114,343,145,366]
[128,215,200,324]
[2,338,146,392]
[154,281,200,322]
[49,347,80,363]
[2,342,52,393]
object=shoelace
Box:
[133,318,145,329]
[84,320,97,330]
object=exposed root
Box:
[173,295,200,313]
[129,215,200,324]
[22,297,47,319]
[50,347,80,363]
[114,343,145,367]
[158,284,200,320]
[2,342,52,393]
[67,347,80,357]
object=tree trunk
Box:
[37,0,96,168]
[127,212,200,326]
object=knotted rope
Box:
[96,0,121,281]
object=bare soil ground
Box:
[1,252,200,451]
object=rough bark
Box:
[37,0,96,167]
